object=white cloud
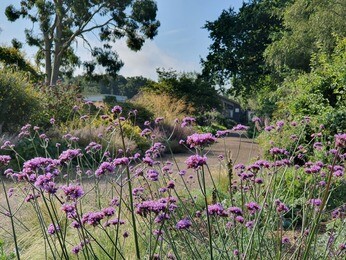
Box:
[114,39,199,79]
[74,36,200,80]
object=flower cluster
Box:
[95,162,115,177]
[0,155,11,166]
[59,149,82,164]
[181,117,196,127]
[232,124,249,131]
[136,197,177,217]
[208,203,228,217]
[185,155,207,169]
[186,133,216,148]
[61,184,84,200]
[176,218,192,230]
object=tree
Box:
[264,0,346,72]
[145,69,221,111]
[201,0,288,97]
[120,76,150,98]
[0,46,40,80]
[5,0,160,85]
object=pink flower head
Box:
[176,218,192,230]
[185,155,207,169]
[0,155,11,166]
[232,124,249,131]
[186,133,216,148]
[47,223,60,235]
[335,133,346,148]
[155,117,164,124]
[208,203,228,217]
[310,198,322,208]
[61,184,84,200]
[111,105,122,114]
[181,117,196,127]
[245,201,261,215]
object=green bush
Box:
[36,83,84,128]
[0,69,41,132]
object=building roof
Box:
[218,95,242,107]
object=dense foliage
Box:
[0,69,41,132]
[203,0,346,128]
[144,69,221,112]
[201,0,288,97]
[5,0,160,85]
[0,46,40,80]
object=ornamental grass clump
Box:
[0,106,345,259]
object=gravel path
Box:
[164,135,260,172]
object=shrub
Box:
[0,69,41,132]
[131,91,195,122]
[36,82,84,128]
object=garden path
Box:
[165,135,260,171]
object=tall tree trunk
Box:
[50,0,63,86]
[44,36,52,86]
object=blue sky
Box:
[0,0,243,79]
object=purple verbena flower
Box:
[61,184,84,200]
[0,155,11,166]
[176,218,192,230]
[216,130,231,138]
[232,124,249,131]
[102,207,115,217]
[186,133,216,148]
[82,211,105,226]
[146,169,159,181]
[61,203,77,218]
[85,142,102,153]
[282,237,290,244]
[59,149,82,164]
[208,203,228,217]
[155,117,164,124]
[310,198,322,208]
[140,128,152,136]
[132,187,144,196]
[167,180,175,189]
[185,155,207,169]
[235,216,244,223]
[95,162,115,177]
[113,157,129,166]
[246,202,261,214]
[245,221,254,229]
[143,156,154,166]
[335,133,346,148]
[264,125,275,132]
[228,206,243,216]
[111,105,122,114]
[270,147,289,156]
[47,223,60,235]
[181,117,195,127]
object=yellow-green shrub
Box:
[0,69,41,132]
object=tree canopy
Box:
[201,0,288,97]
[202,0,346,119]
[5,0,160,85]
[145,69,221,112]
[265,0,346,72]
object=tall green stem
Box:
[1,179,20,260]
[201,166,213,259]
[118,120,141,259]
[303,150,339,259]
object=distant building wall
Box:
[219,95,247,123]
[84,94,128,103]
